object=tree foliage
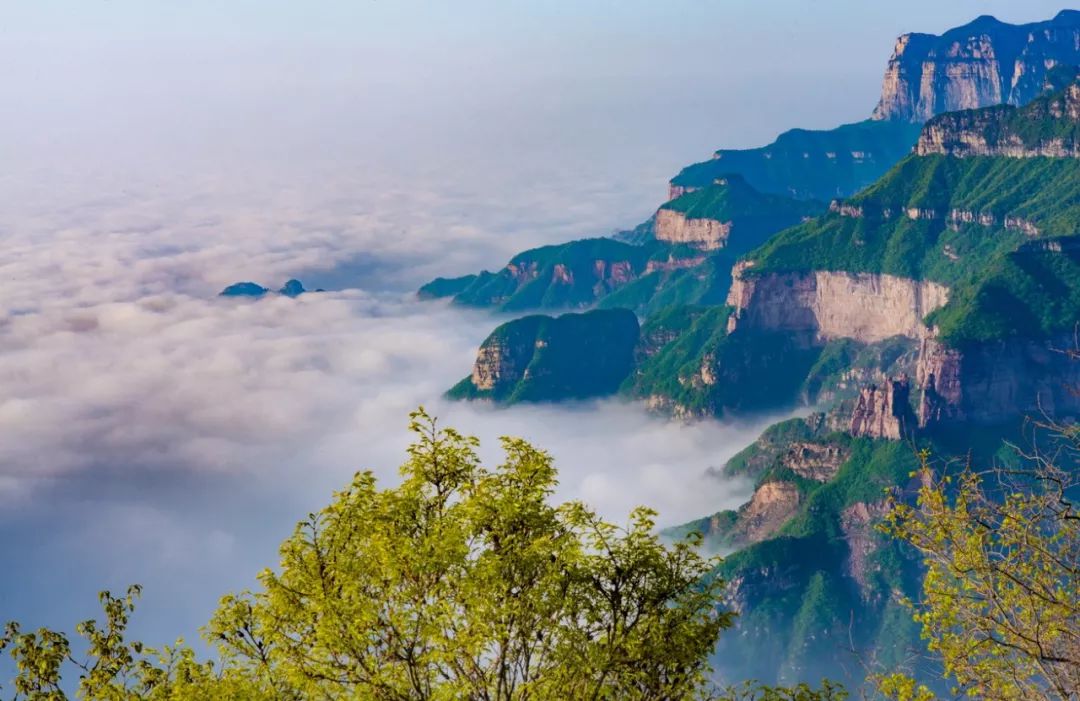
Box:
[3,408,755,700]
[877,426,1080,701]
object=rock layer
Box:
[653,208,731,250]
[872,11,1080,122]
[725,263,949,343]
[916,83,1080,157]
[732,481,802,545]
[849,378,913,439]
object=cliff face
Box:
[449,309,639,403]
[429,238,658,312]
[872,11,1080,122]
[733,481,802,545]
[917,333,1080,424]
[653,208,731,250]
[781,441,848,482]
[848,377,914,439]
[725,262,949,343]
[916,82,1080,157]
[654,175,823,253]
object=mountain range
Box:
[418,11,1080,687]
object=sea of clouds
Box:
[0,141,795,648]
[0,0,878,650]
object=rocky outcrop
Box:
[653,208,731,250]
[668,184,697,200]
[915,338,963,425]
[592,259,635,286]
[781,442,849,482]
[830,200,1041,235]
[725,262,950,343]
[849,377,914,439]
[470,334,534,392]
[840,500,892,602]
[916,334,1080,425]
[872,12,1080,122]
[644,254,706,274]
[732,481,802,545]
[450,309,640,403]
[916,82,1080,158]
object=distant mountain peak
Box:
[873,12,1080,122]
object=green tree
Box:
[2,409,846,700]
[207,408,730,699]
[877,427,1080,701]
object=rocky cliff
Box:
[848,377,914,440]
[653,208,731,250]
[915,333,1080,424]
[872,11,1080,122]
[725,262,949,343]
[654,175,823,252]
[426,238,657,312]
[448,309,639,403]
[916,80,1080,157]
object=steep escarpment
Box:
[418,235,716,315]
[684,437,926,685]
[872,11,1080,122]
[425,238,658,312]
[916,78,1080,157]
[723,82,1080,427]
[725,264,949,343]
[655,175,822,251]
[421,177,820,315]
[670,120,922,202]
[447,309,639,403]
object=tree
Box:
[207,407,730,699]
[2,409,846,700]
[877,422,1080,701]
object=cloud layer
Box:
[0,147,783,650]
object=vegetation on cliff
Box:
[658,175,824,249]
[670,120,922,202]
[421,177,819,315]
[448,308,639,403]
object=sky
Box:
[0,0,1073,666]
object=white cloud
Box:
[0,155,786,648]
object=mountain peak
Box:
[872,12,1080,122]
[1053,9,1080,25]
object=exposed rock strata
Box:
[781,442,849,482]
[654,208,731,250]
[919,334,1080,424]
[644,255,706,274]
[725,263,950,343]
[732,481,802,545]
[841,500,892,603]
[668,185,697,200]
[471,337,531,392]
[849,377,913,439]
[872,12,1080,122]
[916,82,1080,157]
[830,200,1040,235]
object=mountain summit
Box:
[872,11,1080,122]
